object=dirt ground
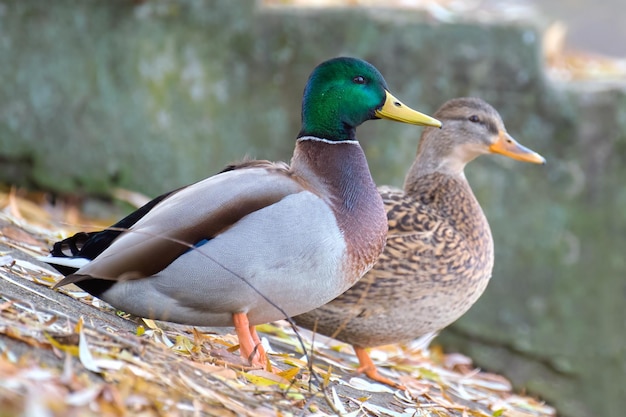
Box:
[0,212,555,417]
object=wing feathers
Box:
[64,167,304,284]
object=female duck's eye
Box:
[353,76,366,84]
[469,115,480,123]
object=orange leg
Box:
[232,312,265,368]
[354,346,405,390]
[250,325,268,365]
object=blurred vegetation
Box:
[0,1,624,417]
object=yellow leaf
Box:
[277,366,299,381]
[418,367,441,381]
[281,357,308,367]
[270,352,292,359]
[37,275,58,284]
[241,371,289,388]
[45,332,79,356]
[323,365,332,387]
[142,318,159,329]
[172,335,194,354]
[286,391,305,401]
[74,316,84,333]
[254,323,280,334]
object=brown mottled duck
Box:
[294,97,545,387]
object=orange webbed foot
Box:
[354,346,406,390]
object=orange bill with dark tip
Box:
[489,132,546,164]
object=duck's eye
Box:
[353,76,366,85]
[469,115,480,123]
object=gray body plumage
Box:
[46,139,388,329]
[98,190,348,326]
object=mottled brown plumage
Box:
[294,97,545,387]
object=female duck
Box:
[294,97,545,386]
[41,57,441,369]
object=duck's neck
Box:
[406,146,470,183]
[292,137,382,215]
[291,137,387,277]
[404,145,474,210]
[298,122,356,142]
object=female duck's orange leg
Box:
[232,312,265,368]
[354,346,406,390]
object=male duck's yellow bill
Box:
[489,132,546,164]
[375,90,442,128]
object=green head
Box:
[298,57,441,142]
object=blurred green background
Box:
[1,1,624,416]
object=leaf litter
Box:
[0,188,556,416]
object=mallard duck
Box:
[39,57,441,369]
[294,97,545,387]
